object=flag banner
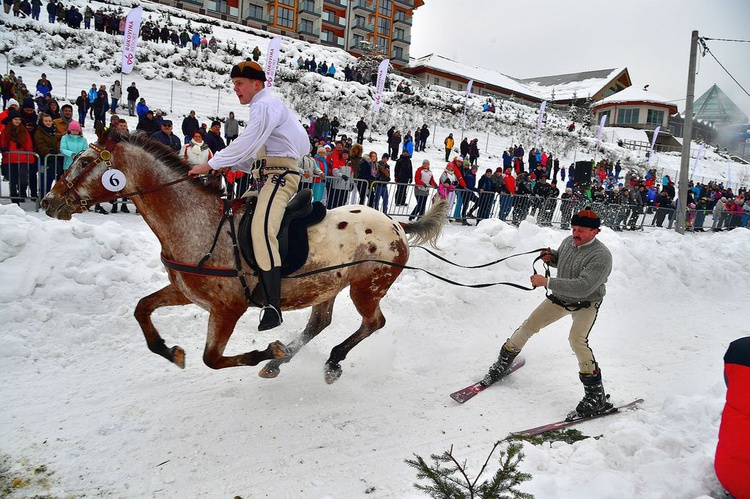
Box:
[461,79,474,129]
[465,79,473,98]
[648,126,661,164]
[121,7,143,75]
[593,114,607,162]
[727,161,732,188]
[535,100,547,147]
[373,59,389,112]
[691,143,704,178]
[264,36,282,88]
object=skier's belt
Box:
[546,294,591,311]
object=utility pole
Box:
[676,30,699,234]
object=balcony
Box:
[323,0,348,9]
[393,12,411,28]
[393,0,413,7]
[392,31,410,43]
[351,0,374,12]
[299,1,321,16]
[351,21,374,33]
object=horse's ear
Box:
[94,123,107,143]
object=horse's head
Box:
[41,141,123,220]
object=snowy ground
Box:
[1,200,746,497]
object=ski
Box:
[450,358,526,404]
[511,398,644,437]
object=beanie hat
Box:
[7,98,19,109]
[3,108,22,124]
[570,209,601,229]
[22,98,35,110]
[67,120,81,132]
[211,120,221,128]
[230,60,266,81]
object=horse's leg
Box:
[203,309,287,369]
[258,297,336,378]
[134,283,193,368]
[324,281,390,384]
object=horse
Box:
[41,130,447,383]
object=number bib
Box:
[102,169,126,192]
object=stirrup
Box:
[258,305,282,331]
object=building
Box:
[157,0,424,67]
[591,86,678,131]
[403,54,631,108]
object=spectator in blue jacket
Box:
[136,98,149,119]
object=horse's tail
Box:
[401,200,448,248]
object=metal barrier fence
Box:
[7,165,746,231]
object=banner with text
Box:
[121,7,143,75]
[264,36,282,88]
[373,59,389,112]
[648,126,661,164]
[535,100,547,148]
[461,79,474,129]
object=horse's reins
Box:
[284,247,551,291]
[56,143,192,211]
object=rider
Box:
[188,60,309,331]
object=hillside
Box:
[1,0,748,186]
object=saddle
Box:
[237,188,326,277]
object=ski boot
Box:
[483,344,519,385]
[574,371,613,417]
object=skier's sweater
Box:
[547,236,612,303]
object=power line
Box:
[702,37,750,43]
[699,37,750,98]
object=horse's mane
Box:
[106,130,225,197]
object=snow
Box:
[0,3,748,497]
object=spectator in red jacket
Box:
[0,108,35,203]
[715,336,750,499]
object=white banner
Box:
[121,7,143,75]
[461,79,473,129]
[691,143,704,178]
[264,36,282,88]
[373,59,389,112]
[535,100,547,148]
[648,126,661,164]
[593,114,607,162]
[727,161,732,189]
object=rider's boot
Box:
[258,267,283,331]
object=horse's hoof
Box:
[170,346,186,369]
[258,363,280,378]
[324,363,342,384]
[268,340,288,359]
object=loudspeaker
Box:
[574,161,593,184]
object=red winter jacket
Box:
[715,336,750,499]
[0,125,35,164]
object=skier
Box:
[484,209,614,417]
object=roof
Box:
[405,54,629,103]
[693,84,748,125]
[405,54,543,101]
[518,68,628,101]
[593,86,679,114]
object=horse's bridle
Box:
[56,142,192,211]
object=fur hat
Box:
[6,98,19,109]
[570,209,601,229]
[230,60,266,81]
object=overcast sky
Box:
[410,0,750,120]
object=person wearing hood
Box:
[0,97,19,135]
[0,108,35,203]
[53,103,74,147]
[43,99,61,120]
[75,90,88,127]
[224,111,239,145]
[91,89,109,130]
[34,112,61,197]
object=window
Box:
[278,0,293,5]
[392,46,403,60]
[394,27,404,40]
[355,14,365,27]
[300,0,315,11]
[446,81,452,89]
[376,36,388,53]
[353,34,364,47]
[457,84,463,92]
[299,18,314,34]
[617,108,639,125]
[322,29,335,43]
[322,9,333,21]
[647,109,665,126]
[378,0,392,17]
[598,110,611,124]
[378,17,390,36]
[246,4,264,20]
[433,76,439,85]
[394,9,406,22]
[277,6,294,28]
